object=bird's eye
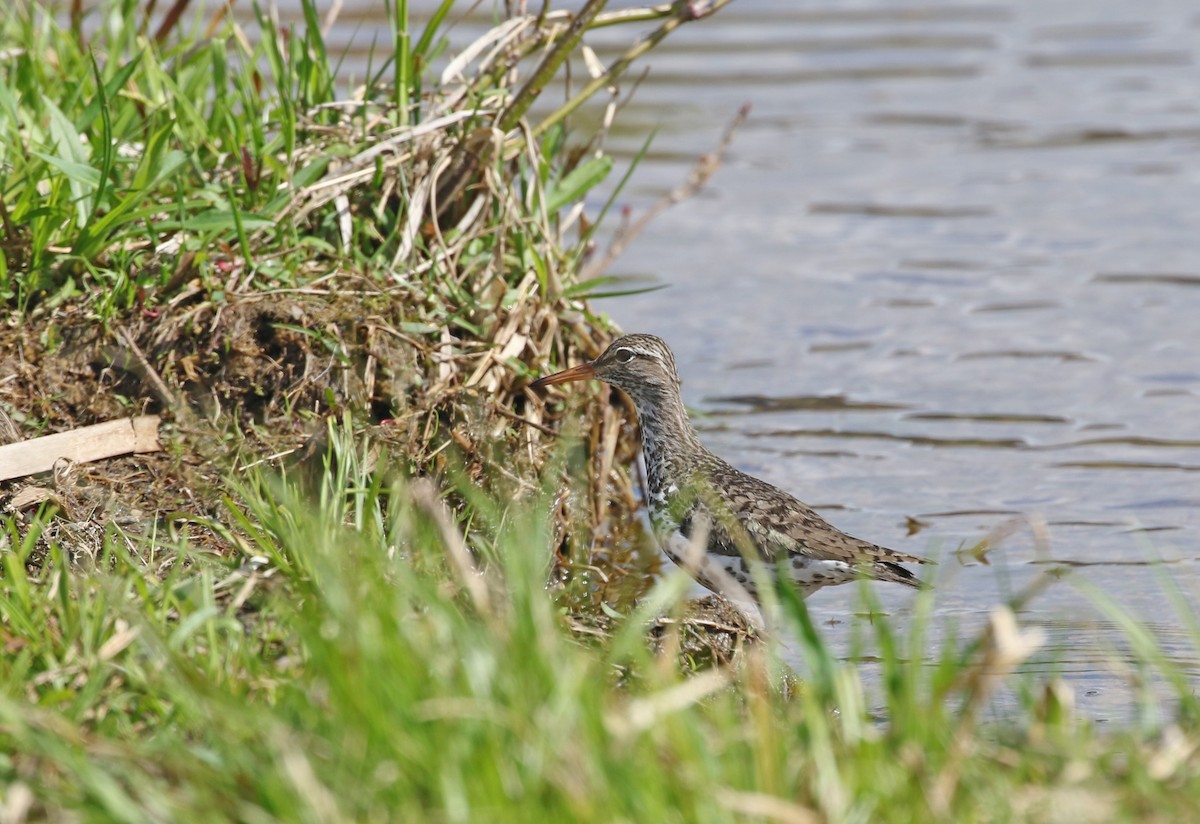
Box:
[614,348,636,364]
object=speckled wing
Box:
[687,457,930,585]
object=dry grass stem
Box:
[582,101,751,281]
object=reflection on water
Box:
[295,0,1200,722]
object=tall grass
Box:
[1,419,1198,820]
[0,0,726,315]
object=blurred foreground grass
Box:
[1,418,1198,821]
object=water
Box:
[301,0,1200,721]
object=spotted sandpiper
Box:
[532,333,930,604]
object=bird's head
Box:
[531,333,681,395]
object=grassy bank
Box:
[2,1,1199,821]
[0,0,719,599]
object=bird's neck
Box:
[626,384,705,497]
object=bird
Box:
[531,333,931,605]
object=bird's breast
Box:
[646,483,680,534]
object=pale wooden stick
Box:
[0,416,161,482]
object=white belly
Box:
[656,529,858,600]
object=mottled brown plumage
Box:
[533,333,931,601]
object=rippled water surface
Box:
[308,0,1200,720]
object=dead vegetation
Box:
[0,268,652,601]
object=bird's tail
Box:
[875,560,930,590]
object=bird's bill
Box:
[531,361,596,389]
